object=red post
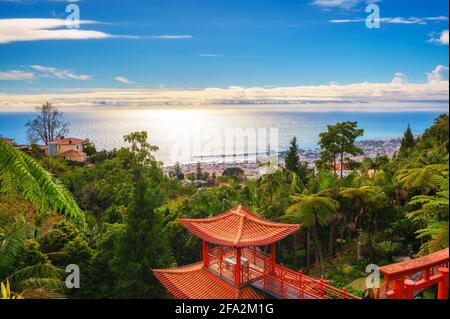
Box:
[437,268,449,299]
[343,287,347,299]
[271,243,276,272]
[236,248,242,287]
[202,240,209,268]
[403,279,415,299]
[424,268,431,281]
[392,278,405,299]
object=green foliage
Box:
[83,141,97,157]
[399,125,416,157]
[113,132,175,298]
[285,137,309,184]
[39,220,82,254]
[325,264,365,289]
[0,217,65,297]
[319,121,364,178]
[0,139,85,224]
[16,239,49,270]
[374,241,403,261]
[223,167,245,179]
[169,162,184,180]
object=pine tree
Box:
[399,125,416,156]
[285,137,309,184]
[285,137,301,174]
[196,162,203,180]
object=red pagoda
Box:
[153,205,360,299]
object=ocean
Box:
[0,108,443,165]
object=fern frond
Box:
[0,140,85,224]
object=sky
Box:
[0,0,448,111]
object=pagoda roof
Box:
[153,263,265,299]
[180,205,300,247]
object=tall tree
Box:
[283,193,339,273]
[319,121,364,179]
[340,186,380,230]
[115,132,174,298]
[25,102,69,145]
[169,162,184,180]
[285,137,308,184]
[399,125,416,157]
[196,162,204,180]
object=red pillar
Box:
[392,278,405,299]
[236,248,242,286]
[271,243,276,272]
[424,268,431,281]
[437,268,449,300]
[403,279,415,299]
[202,240,209,268]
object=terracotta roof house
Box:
[47,137,87,162]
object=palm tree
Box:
[283,193,339,273]
[0,139,84,224]
[363,154,389,175]
[340,186,381,231]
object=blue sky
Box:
[0,0,448,90]
[0,0,448,113]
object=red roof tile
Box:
[61,149,86,157]
[153,263,265,299]
[49,138,86,145]
[180,205,300,247]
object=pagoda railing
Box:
[207,246,360,299]
[375,260,449,299]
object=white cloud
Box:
[312,0,362,9]
[428,30,449,45]
[0,66,448,112]
[30,65,91,80]
[0,18,192,44]
[391,73,408,84]
[150,35,193,40]
[198,53,222,57]
[0,18,114,44]
[114,76,135,84]
[0,70,35,81]
[427,65,449,83]
[330,16,449,25]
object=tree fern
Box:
[395,164,448,194]
[0,139,84,223]
[0,217,28,276]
